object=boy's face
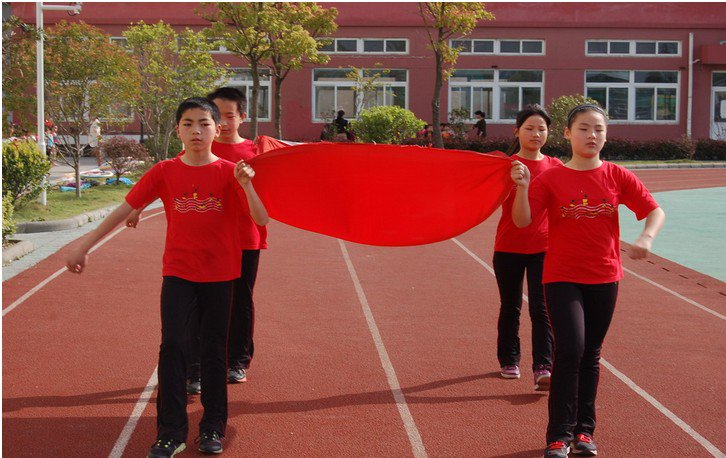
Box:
[212,98,246,141]
[176,108,220,153]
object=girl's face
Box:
[515,115,548,152]
[176,108,220,153]
[564,110,607,159]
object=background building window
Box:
[227,68,271,120]
[449,69,542,121]
[452,39,545,55]
[585,70,678,122]
[319,38,408,54]
[586,40,680,56]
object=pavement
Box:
[48,156,104,183]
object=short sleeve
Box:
[618,167,659,220]
[126,163,161,209]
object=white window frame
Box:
[225,68,272,121]
[448,69,544,122]
[451,39,545,56]
[311,68,409,122]
[319,38,409,55]
[584,70,680,123]
[585,40,681,57]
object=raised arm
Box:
[66,201,135,273]
[510,160,532,228]
[234,160,270,226]
[628,206,665,259]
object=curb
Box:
[2,239,35,266]
[15,204,119,234]
[621,163,726,170]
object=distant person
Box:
[89,117,103,165]
[333,110,352,141]
[472,110,487,139]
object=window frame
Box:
[585,40,681,57]
[450,39,545,56]
[224,68,272,121]
[319,38,409,55]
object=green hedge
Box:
[2,193,16,242]
[2,139,52,208]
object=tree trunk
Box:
[432,52,444,149]
[250,60,260,140]
[274,75,283,139]
[74,134,82,198]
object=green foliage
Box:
[694,139,726,160]
[2,139,52,208]
[546,94,601,144]
[345,65,391,116]
[351,106,425,145]
[448,107,472,137]
[2,193,16,243]
[124,21,230,162]
[101,137,150,183]
[2,16,38,133]
[600,137,695,161]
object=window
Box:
[448,69,543,121]
[586,40,680,56]
[312,68,408,121]
[109,37,129,49]
[227,68,271,120]
[585,70,679,122]
[319,38,408,54]
[451,39,544,55]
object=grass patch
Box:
[13,183,131,222]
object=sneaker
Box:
[544,441,570,458]
[147,438,185,458]
[500,365,520,379]
[571,433,598,456]
[228,367,247,383]
[534,366,551,391]
[186,378,201,395]
[196,431,223,454]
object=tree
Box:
[350,106,425,145]
[418,2,494,148]
[547,94,602,145]
[124,21,230,162]
[100,136,150,184]
[44,21,141,197]
[345,65,392,117]
[199,2,274,139]
[265,3,337,138]
[2,16,38,133]
[2,139,51,208]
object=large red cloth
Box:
[248,142,513,246]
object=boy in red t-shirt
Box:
[66,97,269,458]
[510,104,665,458]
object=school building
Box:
[9,2,726,141]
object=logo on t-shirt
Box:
[560,195,615,220]
[174,189,223,214]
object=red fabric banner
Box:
[248,142,513,246]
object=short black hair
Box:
[337,110,345,118]
[175,97,221,125]
[207,87,248,116]
[474,110,485,117]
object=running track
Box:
[3,168,725,457]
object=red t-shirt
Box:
[529,161,659,284]
[125,156,245,282]
[212,140,268,250]
[494,155,563,254]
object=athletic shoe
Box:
[186,378,201,395]
[197,431,223,454]
[228,367,247,383]
[147,438,185,458]
[571,433,598,456]
[534,365,551,391]
[500,365,521,379]
[544,441,570,458]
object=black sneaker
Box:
[227,367,247,383]
[571,433,597,455]
[544,441,570,458]
[186,378,201,395]
[147,438,185,458]
[196,431,223,454]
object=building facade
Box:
[10,2,726,141]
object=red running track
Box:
[3,168,725,457]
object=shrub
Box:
[2,193,16,243]
[351,106,425,145]
[694,139,726,160]
[2,139,52,208]
[547,94,602,144]
[600,137,695,161]
[101,136,150,183]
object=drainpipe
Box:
[687,32,694,139]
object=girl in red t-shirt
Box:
[510,104,665,458]
[66,97,269,458]
[493,105,562,389]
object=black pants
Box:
[493,251,552,371]
[544,281,618,444]
[158,276,232,442]
[188,250,260,378]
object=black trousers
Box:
[544,281,618,444]
[157,276,232,442]
[188,249,260,378]
[493,251,553,371]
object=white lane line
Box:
[2,211,164,317]
[622,267,725,320]
[452,237,725,458]
[108,367,159,458]
[338,240,428,458]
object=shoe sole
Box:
[198,446,224,455]
[571,447,597,456]
[227,377,247,384]
[500,373,520,379]
[535,375,551,391]
[147,443,185,458]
